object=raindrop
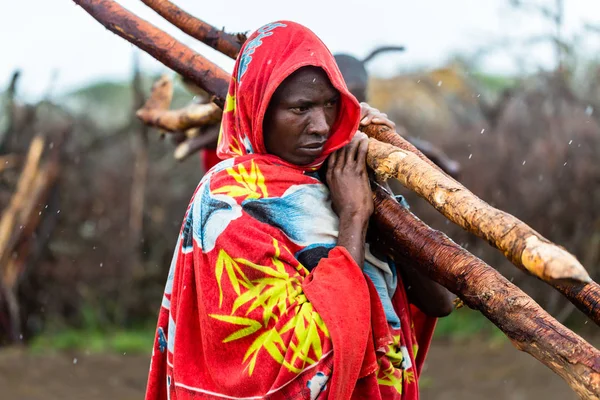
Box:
[19,334,23,340]
[45,205,48,209]
[417,79,421,83]
[49,142,54,149]
[73,358,78,364]
[568,140,573,145]
[99,262,103,268]
[468,154,472,159]
[480,129,485,134]
[477,94,481,98]
[38,211,42,216]
[538,175,544,182]
[266,59,272,65]
[437,81,442,87]
[563,162,568,166]
[585,105,594,116]
[123,352,127,355]
[56,210,61,214]
[522,160,526,165]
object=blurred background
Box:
[1,0,599,399]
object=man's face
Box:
[263,67,340,166]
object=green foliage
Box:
[30,304,155,354]
[434,307,507,343]
[30,327,155,354]
[471,72,517,94]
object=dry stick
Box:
[370,186,600,399]
[174,133,217,161]
[73,0,230,106]
[366,135,600,325]
[140,0,244,59]
[129,52,150,251]
[0,134,57,342]
[0,136,45,270]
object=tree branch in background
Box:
[0,71,21,153]
[174,127,219,161]
[129,51,150,251]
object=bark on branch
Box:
[140,0,245,59]
[72,0,230,105]
[371,187,600,399]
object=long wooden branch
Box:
[140,0,244,59]
[371,186,600,399]
[366,135,600,325]
[72,0,230,105]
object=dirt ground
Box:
[0,337,585,400]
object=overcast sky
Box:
[2,0,600,99]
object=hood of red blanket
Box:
[216,21,361,168]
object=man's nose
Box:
[307,108,330,137]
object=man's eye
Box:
[325,98,338,108]
[291,106,309,113]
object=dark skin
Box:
[264,66,453,317]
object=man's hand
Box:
[359,102,395,130]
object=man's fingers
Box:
[356,138,369,169]
[372,117,395,129]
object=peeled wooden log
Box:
[370,186,600,399]
[73,0,230,106]
[366,136,600,325]
[137,101,222,132]
[140,0,245,59]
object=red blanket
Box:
[146,21,435,400]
